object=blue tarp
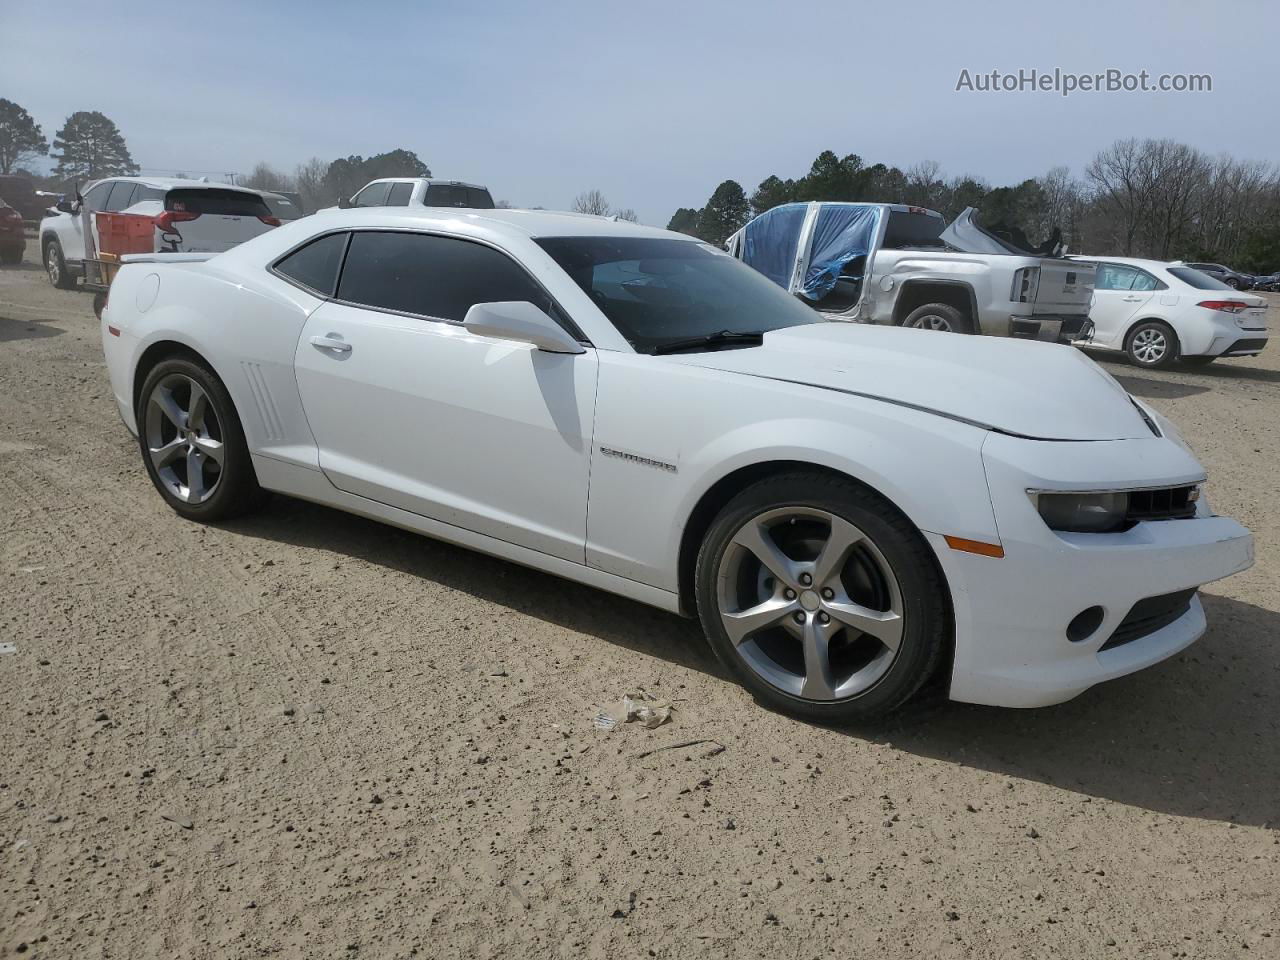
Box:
[739,203,808,289]
[802,204,880,301]
[738,202,882,301]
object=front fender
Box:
[585,354,998,593]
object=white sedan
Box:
[99,209,1253,720]
[1075,256,1269,368]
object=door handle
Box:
[1121,295,1144,302]
[310,334,351,354]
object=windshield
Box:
[536,236,820,352]
[1168,266,1234,291]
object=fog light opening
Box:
[1067,606,1105,643]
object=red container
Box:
[94,212,155,256]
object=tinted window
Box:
[352,182,391,207]
[82,181,113,212]
[264,195,303,220]
[275,232,348,296]
[386,182,412,206]
[423,184,495,209]
[1168,266,1234,291]
[105,181,137,211]
[883,211,945,249]
[536,236,819,352]
[337,231,553,322]
[166,188,271,217]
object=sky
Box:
[2,0,1275,226]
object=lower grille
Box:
[1099,588,1197,652]
[1125,485,1198,523]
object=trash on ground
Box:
[593,692,673,731]
[0,642,16,655]
[159,811,194,830]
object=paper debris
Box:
[594,693,673,731]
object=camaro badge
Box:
[599,446,677,474]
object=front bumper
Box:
[936,432,1254,708]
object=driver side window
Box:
[82,182,113,212]
[352,182,391,208]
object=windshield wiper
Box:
[649,329,764,355]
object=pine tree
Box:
[0,99,47,175]
[52,111,139,182]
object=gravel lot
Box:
[1,241,1277,959]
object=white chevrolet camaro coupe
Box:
[99,208,1254,721]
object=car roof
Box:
[295,206,678,241]
[1072,255,1180,270]
[88,176,267,195]
[366,178,489,189]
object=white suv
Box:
[337,178,495,210]
[40,177,281,289]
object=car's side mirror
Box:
[337,196,353,209]
[55,199,76,214]
[462,301,585,354]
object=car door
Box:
[1088,263,1154,348]
[67,180,113,262]
[293,229,598,563]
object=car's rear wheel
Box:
[43,237,73,289]
[1125,320,1179,369]
[137,357,268,522]
[0,246,22,266]
[902,302,971,334]
[694,472,949,722]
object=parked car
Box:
[0,174,48,222]
[1072,256,1269,368]
[336,178,495,210]
[726,203,1096,342]
[0,198,25,265]
[1179,261,1253,290]
[39,177,282,290]
[98,207,1253,720]
[1249,271,1280,292]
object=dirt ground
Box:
[1,239,1277,960]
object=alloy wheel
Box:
[1131,327,1168,364]
[908,313,953,332]
[144,373,225,504]
[715,507,904,701]
[46,247,60,285]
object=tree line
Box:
[666,142,1280,271]
[5,95,1278,270]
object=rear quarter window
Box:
[274,232,349,297]
[165,188,271,218]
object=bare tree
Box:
[614,207,638,222]
[242,162,294,193]
[293,157,329,210]
[571,189,611,216]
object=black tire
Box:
[43,237,74,289]
[1224,277,1240,289]
[136,356,269,522]
[901,302,972,334]
[694,472,950,723]
[1180,355,1217,368]
[1125,320,1179,369]
[0,246,22,266]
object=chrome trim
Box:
[1026,480,1205,498]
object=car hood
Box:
[665,323,1154,441]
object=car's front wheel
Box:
[43,237,74,289]
[694,472,949,722]
[137,357,268,522]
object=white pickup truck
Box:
[727,203,1095,342]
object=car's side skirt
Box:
[251,455,683,615]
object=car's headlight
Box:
[1032,491,1130,533]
